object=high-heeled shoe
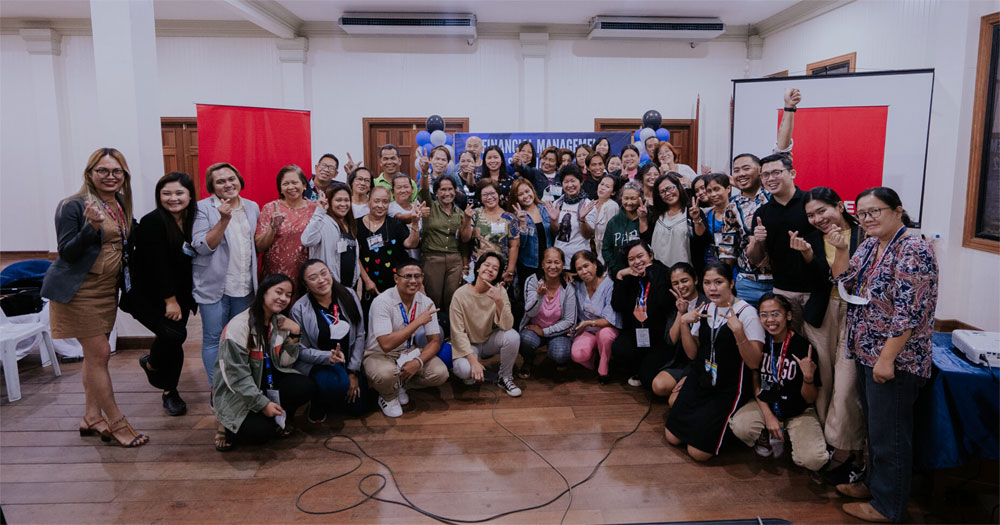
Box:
[78,416,111,442]
[107,415,149,448]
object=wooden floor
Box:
[1,344,939,525]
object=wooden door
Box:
[362,118,469,177]
[161,118,200,198]
[594,118,698,169]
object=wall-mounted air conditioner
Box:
[339,12,477,42]
[588,16,726,42]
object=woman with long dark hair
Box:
[802,186,868,484]
[300,182,360,289]
[290,260,368,422]
[213,274,317,451]
[42,147,147,447]
[477,145,514,207]
[642,173,708,271]
[133,172,198,416]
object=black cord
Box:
[296,384,653,523]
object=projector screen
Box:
[731,69,934,226]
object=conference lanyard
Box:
[398,301,418,349]
[856,226,907,297]
[319,304,339,326]
[767,330,793,419]
[706,305,730,387]
[263,326,275,391]
[634,280,650,324]
[101,200,131,292]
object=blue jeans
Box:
[735,273,773,306]
[856,361,926,522]
[199,293,254,387]
[310,364,368,417]
[520,330,573,365]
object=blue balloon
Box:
[633,129,642,141]
[639,152,651,164]
[422,143,434,155]
[655,128,670,141]
[415,130,431,146]
[445,134,454,146]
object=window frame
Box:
[962,12,1000,254]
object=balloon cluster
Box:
[632,110,670,164]
[414,114,456,174]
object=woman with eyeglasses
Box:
[348,167,372,219]
[460,180,520,287]
[357,186,420,304]
[255,165,317,296]
[289,260,368,424]
[832,187,937,523]
[42,147,148,447]
[642,173,708,271]
[653,142,697,188]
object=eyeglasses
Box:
[92,168,125,177]
[398,273,424,281]
[759,169,787,180]
[856,207,892,220]
[318,163,337,172]
[758,311,786,319]
[658,185,678,195]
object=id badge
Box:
[182,242,196,257]
[838,281,870,305]
[704,360,718,386]
[367,234,383,250]
[550,185,563,197]
[265,389,286,429]
[123,265,132,292]
[491,222,505,235]
[337,239,349,253]
[635,328,650,348]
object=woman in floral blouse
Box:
[833,187,938,524]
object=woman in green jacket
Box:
[213,274,317,451]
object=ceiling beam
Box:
[752,0,855,38]
[222,0,300,39]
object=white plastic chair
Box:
[1,307,61,402]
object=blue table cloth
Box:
[914,333,1000,470]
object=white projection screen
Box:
[732,69,934,226]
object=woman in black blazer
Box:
[40,147,148,447]
[130,172,198,416]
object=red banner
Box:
[779,106,888,213]
[196,104,311,206]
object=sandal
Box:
[276,425,294,439]
[215,427,234,452]
[107,415,149,448]
[517,362,532,380]
[78,416,111,442]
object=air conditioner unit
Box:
[588,16,726,42]
[339,12,477,41]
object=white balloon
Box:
[430,130,447,146]
[415,158,422,171]
[634,140,644,150]
[639,127,656,142]
[447,160,455,173]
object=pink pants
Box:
[571,327,618,376]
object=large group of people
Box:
[40,88,939,523]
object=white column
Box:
[519,32,548,131]
[277,37,308,109]
[90,0,162,217]
[20,28,67,250]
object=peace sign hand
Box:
[669,288,689,313]
[792,344,816,382]
[513,203,527,227]
[680,308,708,324]
[723,302,745,334]
[317,188,329,211]
[637,202,648,219]
[688,203,702,222]
[416,147,431,174]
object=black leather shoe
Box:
[162,391,187,416]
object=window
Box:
[963,12,1000,253]
[807,52,856,76]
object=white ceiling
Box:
[1,0,800,26]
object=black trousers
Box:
[134,309,190,391]
[610,327,668,382]
[229,370,316,445]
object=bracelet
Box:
[414,356,425,369]
[783,106,797,113]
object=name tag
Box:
[491,222,506,235]
[338,239,349,253]
[182,242,196,257]
[549,185,563,197]
[367,234,383,250]
[636,328,650,348]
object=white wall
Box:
[753,0,1000,330]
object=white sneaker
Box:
[627,375,642,387]
[753,430,772,457]
[378,396,403,418]
[397,386,409,405]
[462,377,476,386]
[498,376,522,397]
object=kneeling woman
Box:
[518,247,577,378]
[729,293,829,472]
[290,260,368,423]
[213,274,317,451]
[664,262,764,461]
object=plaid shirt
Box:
[720,187,772,278]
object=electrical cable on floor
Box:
[295,383,653,524]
